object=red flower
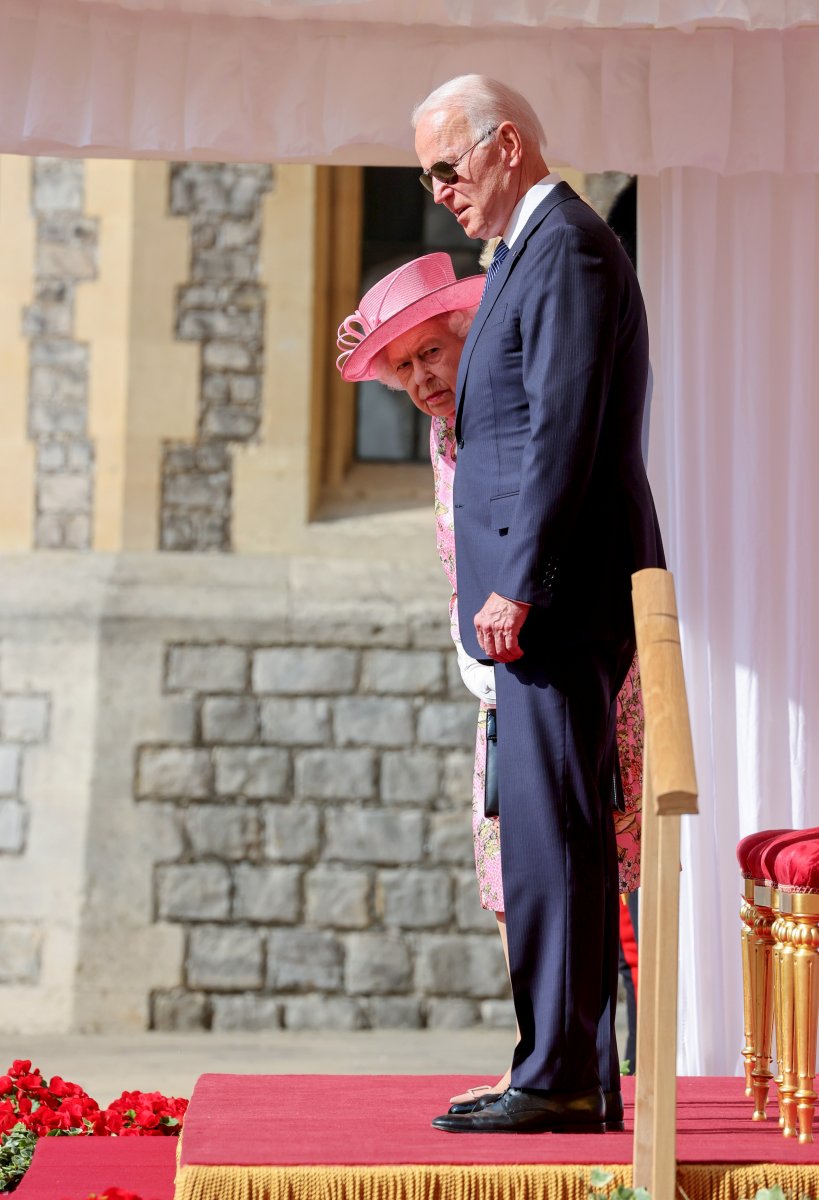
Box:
[0,1075,13,1095]
[9,1059,33,1077]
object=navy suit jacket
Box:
[453,182,665,663]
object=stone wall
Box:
[25,159,98,550]
[162,164,274,552]
[137,635,511,1032]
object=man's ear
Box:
[498,122,523,170]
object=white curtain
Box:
[1,0,819,167]
[640,170,819,1075]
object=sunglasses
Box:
[419,127,498,193]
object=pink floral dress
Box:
[431,414,644,911]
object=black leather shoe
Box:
[604,1089,625,1132]
[432,1086,606,1134]
[447,1091,502,1115]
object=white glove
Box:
[455,638,496,706]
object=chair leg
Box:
[741,898,756,1098]
[773,914,797,1136]
[750,905,776,1120]
[793,916,819,1145]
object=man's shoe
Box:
[432,1087,606,1134]
[604,1090,625,1132]
[447,1091,502,1115]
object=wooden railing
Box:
[631,569,699,1196]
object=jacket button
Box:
[457,439,464,449]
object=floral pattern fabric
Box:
[430,414,644,911]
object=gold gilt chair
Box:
[762,830,819,1144]
[737,829,789,1119]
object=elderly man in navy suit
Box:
[414,75,665,1134]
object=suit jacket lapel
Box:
[455,182,578,439]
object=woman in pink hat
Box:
[337,253,643,1109]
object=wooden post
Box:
[631,569,698,1197]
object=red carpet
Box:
[13,1136,177,1199]
[14,1076,819,1200]
[179,1074,819,1167]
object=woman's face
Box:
[383,315,465,419]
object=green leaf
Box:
[753,1190,788,1200]
[590,1168,614,1187]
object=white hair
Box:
[372,307,477,391]
[412,75,547,154]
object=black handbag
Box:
[484,708,499,818]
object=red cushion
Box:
[760,829,819,890]
[736,828,790,877]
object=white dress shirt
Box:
[503,171,563,250]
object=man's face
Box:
[415,109,514,241]
[384,316,465,419]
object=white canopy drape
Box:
[1,0,818,168]
[640,170,819,1073]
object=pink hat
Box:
[336,253,484,383]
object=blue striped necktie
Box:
[481,238,510,300]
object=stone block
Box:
[380,751,440,806]
[66,440,93,471]
[1,695,50,743]
[156,863,230,921]
[295,750,374,802]
[202,341,253,372]
[442,750,474,804]
[427,811,474,866]
[211,994,282,1032]
[418,702,477,749]
[333,697,413,748]
[141,803,186,864]
[426,998,481,1028]
[38,473,91,514]
[37,441,66,471]
[163,471,230,510]
[0,746,22,796]
[0,923,43,984]
[229,375,260,404]
[305,867,371,929]
[185,806,262,861]
[361,650,444,695]
[232,864,302,923]
[214,747,289,799]
[324,810,423,865]
[34,514,65,549]
[63,513,91,550]
[152,989,209,1032]
[201,696,258,744]
[283,996,366,1031]
[177,308,262,341]
[37,224,98,280]
[415,935,508,998]
[266,929,343,992]
[260,698,331,747]
[263,805,320,862]
[480,1000,517,1029]
[187,925,263,990]
[410,616,453,650]
[166,645,248,693]
[136,747,212,799]
[32,159,84,212]
[252,648,357,695]
[367,997,423,1029]
[0,801,26,853]
[454,872,498,932]
[345,934,412,995]
[377,869,452,930]
[202,406,259,440]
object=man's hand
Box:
[474,593,531,662]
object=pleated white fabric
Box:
[1,0,819,168]
[639,169,819,1075]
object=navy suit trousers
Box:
[495,615,629,1092]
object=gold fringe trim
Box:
[173,1161,819,1200]
[174,1164,632,1200]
